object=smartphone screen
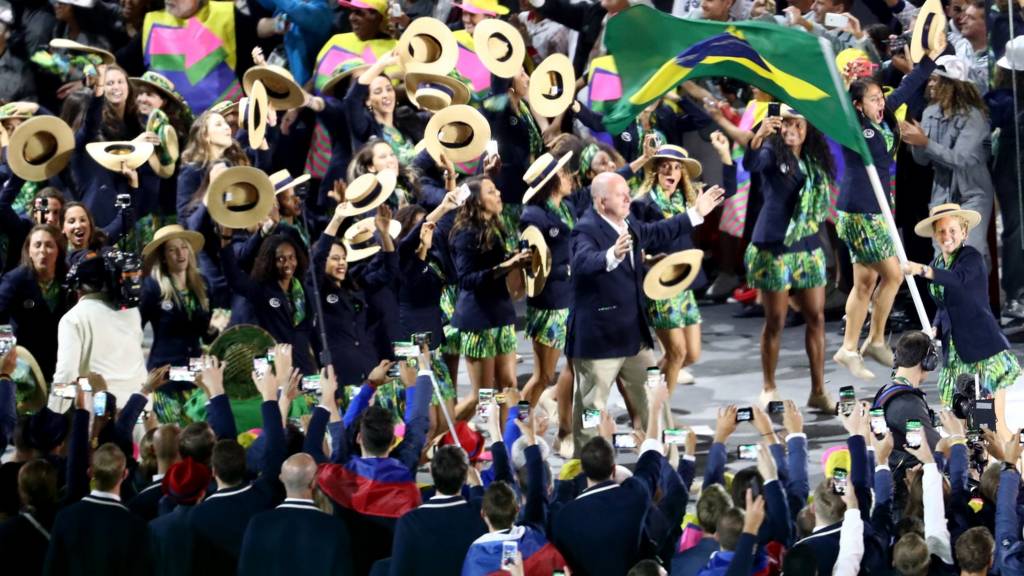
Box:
[767,102,781,117]
[735,407,754,423]
[94,391,107,417]
[582,409,601,429]
[253,357,270,379]
[301,374,322,391]
[737,443,758,460]
[614,433,636,449]
[833,468,848,494]
[767,401,785,415]
[663,428,688,445]
[188,357,204,372]
[839,386,857,416]
[906,419,923,449]
[169,367,194,382]
[516,401,530,422]
[870,408,888,435]
[501,540,518,568]
[77,377,92,393]
[0,324,15,357]
[485,139,499,158]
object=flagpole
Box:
[863,163,933,334]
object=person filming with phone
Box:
[870,331,942,471]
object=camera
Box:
[412,332,431,348]
[885,32,911,55]
[66,248,143,308]
[952,373,996,431]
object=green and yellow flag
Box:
[604,6,870,161]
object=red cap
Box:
[162,458,212,505]
[440,422,486,462]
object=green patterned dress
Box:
[929,249,1022,406]
[836,121,897,264]
[524,199,574,349]
[642,186,701,329]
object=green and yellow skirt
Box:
[525,307,569,350]
[645,289,702,330]
[744,243,827,293]
[937,339,1022,407]
[460,324,517,359]
[836,211,896,264]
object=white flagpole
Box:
[863,163,933,333]
[429,372,461,448]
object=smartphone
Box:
[737,443,759,460]
[516,401,530,422]
[412,332,432,348]
[735,407,754,423]
[55,386,78,399]
[477,389,495,421]
[188,357,204,372]
[767,401,785,415]
[455,184,471,207]
[253,357,270,379]
[824,12,849,29]
[501,540,518,568]
[663,428,688,446]
[266,350,276,365]
[582,408,601,429]
[393,341,418,358]
[614,432,637,449]
[77,377,92,393]
[645,367,661,390]
[1019,429,1024,446]
[485,139,499,158]
[386,363,401,380]
[301,374,322,392]
[169,367,194,382]
[767,102,781,118]
[0,324,15,357]
[970,400,997,433]
[906,419,923,449]
[833,467,849,495]
[839,386,857,416]
[94,391,107,417]
[870,408,888,435]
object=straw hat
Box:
[423,104,491,164]
[49,38,115,64]
[6,116,75,181]
[338,170,397,218]
[142,224,204,271]
[647,145,702,179]
[243,65,305,110]
[528,53,575,118]
[520,225,552,298]
[452,0,509,15]
[522,151,573,205]
[146,109,179,179]
[269,169,312,195]
[240,79,268,150]
[343,216,402,262]
[405,71,471,112]
[643,249,703,300]
[473,18,526,79]
[910,0,947,63]
[205,166,276,229]
[397,17,459,76]
[321,58,369,97]
[85,140,154,172]
[130,71,187,113]
[913,203,982,238]
[209,99,239,118]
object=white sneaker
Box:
[678,368,695,385]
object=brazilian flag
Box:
[604,6,870,161]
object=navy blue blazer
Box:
[0,265,71,378]
[43,494,152,576]
[219,243,318,375]
[127,480,163,522]
[630,193,708,291]
[484,75,540,204]
[343,82,424,153]
[520,202,574,310]
[396,220,446,347]
[238,500,354,576]
[0,510,52,576]
[149,503,199,576]
[315,95,354,212]
[0,173,33,275]
[838,57,935,214]
[928,245,1010,364]
[744,141,810,249]
[450,224,516,332]
[551,450,663,576]
[566,209,693,359]
[388,495,488,576]
[349,250,401,362]
[139,276,212,370]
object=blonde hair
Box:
[638,157,699,206]
[151,242,209,312]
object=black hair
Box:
[251,233,309,284]
[627,559,666,576]
[580,437,615,482]
[849,77,902,140]
[894,331,933,368]
[782,544,819,575]
[769,120,836,183]
[359,405,395,455]
[730,467,764,510]
[211,439,247,486]
[431,445,469,495]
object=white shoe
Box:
[758,388,781,410]
[678,368,695,385]
[834,348,875,380]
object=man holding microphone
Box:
[567,171,724,455]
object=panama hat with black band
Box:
[398,17,459,75]
[405,71,471,112]
[643,249,704,300]
[522,151,573,205]
[242,65,305,110]
[6,116,75,181]
[343,216,402,262]
[520,225,552,297]
[473,18,526,79]
[240,79,269,151]
[337,170,397,218]
[205,166,276,229]
[913,203,982,238]
[910,0,947,63]
[423,104,491,164]
[85,140,155,172]
[142,224,205,271]
[528,53,576,118]
[646,144,702,180]
[269,169,312,196]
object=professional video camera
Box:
[952,373,996,474]
[65,247,143,309]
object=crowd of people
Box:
[1,0,1024,573]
